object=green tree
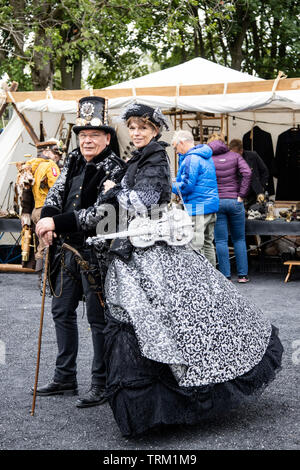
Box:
[0,0,157,90]
[0,0,299,90]
[128,0,300,78]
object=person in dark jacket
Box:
[229,138,269,208]
[207,133,251,282]
[171,130,219,266]
[242,126,275,196]
[34,96,126,407]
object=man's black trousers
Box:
[51,248,106,387]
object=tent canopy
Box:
[3,57,300,113]
[107,57,263,88]
[104,58,300,113]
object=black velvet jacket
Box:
[103,139,172,208]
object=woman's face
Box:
[128,119,158,149]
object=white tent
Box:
[0,100,78,214]
[105,58,300,113]
[1,57,300,220]
[109,57,263,87]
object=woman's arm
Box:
[116,174,161,215]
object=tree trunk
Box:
[31,52,54,91]
[190,4,205,58]
[229,26,249,70]
[60,54,82,90]
[227,4,250,70]
[217,19,229,67]
[250,19,261,64]
[30,23,54,90]
[270,18,280,61]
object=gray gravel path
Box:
[0,269,299,452]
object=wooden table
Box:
[283,260,300,282]
[0,218,22,233]
[246,218,300,281]
[246,218,300,236]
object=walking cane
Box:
[31,247,50,416]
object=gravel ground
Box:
[0,268,299,454]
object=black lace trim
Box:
[103,317,283,437]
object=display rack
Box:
[165,109,229,172]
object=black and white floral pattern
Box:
[105,244,271,387]
[117,173,161,216]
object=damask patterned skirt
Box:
[103,244,283,437]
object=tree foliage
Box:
[136,0,300,79]
[0,0,156,90]
[0,0,299,91]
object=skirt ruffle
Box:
[104,316,283,437]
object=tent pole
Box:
[11,103,40,145]
[0,82,18,120]
[226,114,229,144]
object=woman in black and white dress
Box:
[94,103,283,438]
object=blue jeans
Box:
[214,199,248,278]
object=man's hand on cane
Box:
[36,217,57,246]
[41,230,57,246]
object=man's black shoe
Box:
[76,385,107,408]
[31,381,78,396]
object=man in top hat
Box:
[20,139,63,271]
[34,96,126,407]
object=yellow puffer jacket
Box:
[27,158,60,208]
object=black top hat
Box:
[73,96,115,135]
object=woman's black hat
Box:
[73,96,115,135]
[121,103,169,130]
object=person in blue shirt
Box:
[172,130,219,266]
